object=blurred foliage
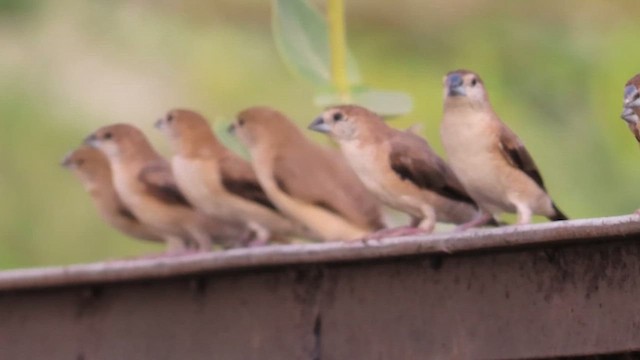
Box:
[0,0,38,16]
[1,0,640,268]
[272,0,361,90]
[273,0,412,115]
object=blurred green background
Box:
[0,0,638,268]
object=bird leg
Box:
[162,235,196,256]
[417,205,436,233]
[186,227,213,252]
[361,208,436,242]
[515,203,532,225]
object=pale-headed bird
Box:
[440,70,567,226]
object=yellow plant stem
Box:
[327,0,351,102]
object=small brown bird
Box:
[440,69,567,226]
[229,106,384,241]
[621,74,640,142]
[85,123,247,252]
[61,145,163,243]
[155,109,310,245]
[309,105,488,234]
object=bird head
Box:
[84,123,147,159]
[155,109,209,138]
[309,105,382,142]
[61,145,111,185]
[443,69,489,108]
[230,106,298,149]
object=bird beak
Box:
[621,107,638,125]
[84,134,98,147]
[447,73,465,97]
[308,117,331,133]
[60,152,73,168]
[621,107,640,142]
[624,85,640,107]
[227,123,236,135]
[154,118,165,129]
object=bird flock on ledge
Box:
[59,70,639,255]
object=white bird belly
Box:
[171,157,228,216]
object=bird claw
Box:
[455,213,493,231]
[360,226,429,244]
[453,224,472,232]
[248,237,270,247]
[163,249,201,257]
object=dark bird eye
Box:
[471,78,478,86]
[333,112,344,121]
[76,159,85,166]
[103,132,112,140]
[238,118,245,127]
[167,114,174,122]
[634,93,640,101]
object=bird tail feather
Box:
[548,203,568,221]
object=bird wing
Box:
[116,206,138,222]
[498,124,546,190]
[272,147,355,219]
[138,160,193,207]
[273,143,383,230]
[219,153,279,211]
[388,131,476,205]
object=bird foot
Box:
[361,226,429,243]
[162,249,201,257]
[454,223,475,232]
[455,213,493,232]
[244,223,272,248]
[108,249,200,263]
[248,237,270,247]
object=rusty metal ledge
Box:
[1,215,639,292]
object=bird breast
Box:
[339,140,387,192]
[339,140,421,216]
[440,112,513,209]
[171,156,223,213]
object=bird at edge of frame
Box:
[619,73,640,217]
[621,73,640,143]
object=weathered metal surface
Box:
[1,215,639,292]
[1,215,640,359]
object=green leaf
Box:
[315,88,413,117]
[272,0,361,88]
